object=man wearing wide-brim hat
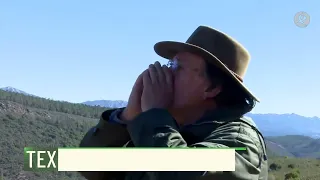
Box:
[79,26,268,180]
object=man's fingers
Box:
[132,71,144,92]
[142,69,152,86]
[154,61,165,83]
[148,64,158,84]
[162,65,173,85]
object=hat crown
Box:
[186,26,250,78]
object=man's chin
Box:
[167,106,185,115]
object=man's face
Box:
[167,52,212,109]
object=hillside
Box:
[266,136,320,159]
[0,99,100,180]
[0,89,109,180]
[0,89,320,180]
[265,140,295,158]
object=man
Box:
[79,26,268,180]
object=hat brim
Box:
[154,41,260,102]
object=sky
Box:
[0,1,319,117]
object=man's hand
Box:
[120,71,144,121]
[141,61,174,112]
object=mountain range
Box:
[0,86,36,97]
[2,86,320,138]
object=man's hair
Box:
[204,61,255,114]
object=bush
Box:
[269,163,282,171]
[284,172,299,179]
[288,164,295,169]
[284,169,300,180]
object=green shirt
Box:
[79,108,268,180]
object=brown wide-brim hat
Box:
[154,25,259,102]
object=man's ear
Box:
[203,86,222,99]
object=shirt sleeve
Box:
[78,108,129,180]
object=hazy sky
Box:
[0,1,319,117]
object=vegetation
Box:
[265,135,320,179]
[0,99,98,179]
[0,89,108,179]
[268,157,320,180]
[0,90,320,179]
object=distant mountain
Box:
[0,86,36,97]
[82,100,128,108]
[247,113,320,138]
[266,135,320,158]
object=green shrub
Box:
[284,169,300,180]
[269,163,282,171]
[284,172,299,179]
[288,164,295,169]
